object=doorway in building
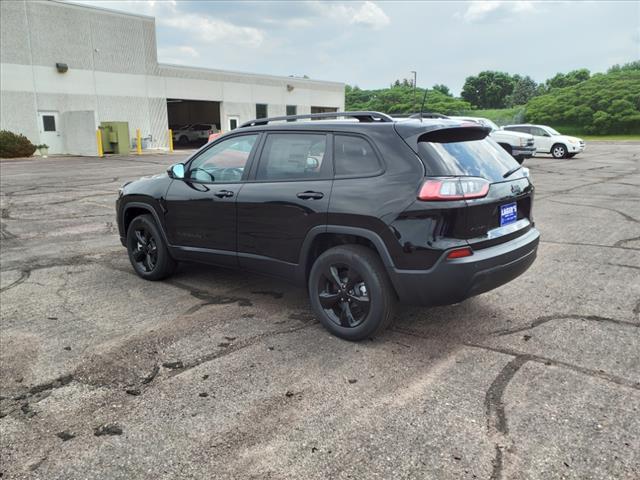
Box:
[37,111,63,153]
[227,116,240,131]
[167,99,221,149]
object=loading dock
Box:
[167,99,221,148]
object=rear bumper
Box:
[387,228,539,306]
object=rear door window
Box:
[256,133,330,181]
[334,135,381,177]
[417,137,520,182]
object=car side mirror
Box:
[167,163,185,179]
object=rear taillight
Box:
[418,177,489,201]
[447,247,473,259]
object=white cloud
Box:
[158,14,264,48]
[156,45,200,65]
[313,1,390,29]
[462,1,534,23]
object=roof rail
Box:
[239,111,393,128]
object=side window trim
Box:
[331,133,385,180]
[183,132,262,184]
[248,131,334,183]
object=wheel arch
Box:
[122,201,170,245]
[299,226,396,282]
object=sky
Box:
[70,0,640,94]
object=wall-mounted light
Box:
[56,63,68,73]
[286,84,294,92]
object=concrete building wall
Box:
[0,0,344,155]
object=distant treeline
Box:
[345,61,640,134]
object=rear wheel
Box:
[551,143,568,159]
[308,245,396,341]
[179,135,189,145]
[126,214,176,280]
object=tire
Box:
[126,214,176,281]
[308,245,397,341]
[179,135,189,145]
[551,143,568,159]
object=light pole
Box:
[411,71,417,113]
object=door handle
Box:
[214,190,234,198]
[297,191,324,200]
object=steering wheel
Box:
[219,167,244,181]
[189,167,215,182]
[305,156,320,171]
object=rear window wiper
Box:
[503,165,522,179]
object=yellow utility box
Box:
[99,122,130,155]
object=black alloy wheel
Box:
[131,226,158,273]
[126,214,176,280]
[318,263,370,328]
[308,245,396,341]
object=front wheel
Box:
[308,245,396,341]
[126,214,176,280]
[551,143,568,159]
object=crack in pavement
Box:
[544,198,639,224]
[490,314,638,337]
[0,269,30,293]
[614,234,640,248]
[541,239,639,251]
[485,356,529,480]
[168,321,318,378]
[464,343,639,391]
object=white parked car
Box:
[172,124,219,145]
[451,116,536,164]
[503,124,585,159]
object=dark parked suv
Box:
[116,111,539,340]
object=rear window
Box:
[417,137,520,182]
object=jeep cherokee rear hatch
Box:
[402,123,534,250]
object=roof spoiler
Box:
[394,123,491,153]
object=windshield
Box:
[546,127,561,135]
[417,137,521,182]
[480,118,500,131]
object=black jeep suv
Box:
[116,111,539,341]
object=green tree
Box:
[544,68,590,91]
[432,84,452,96]
[505,75,540,106]
[461,71,515,108]
[607,61,640,73]
[526,69,640,134]
[345,83,471,115]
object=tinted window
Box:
[506,126,529,134]
[417,137,520,182]
[256,104,268,119]
[42,115,56,132]
[187,134,258,183]
[257,133,328,181]
[531,127,548,137]
[334,135,381,177]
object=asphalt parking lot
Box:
[1,142,639,479]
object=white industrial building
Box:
[0,0,345,155]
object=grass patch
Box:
[580,134,640,141]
